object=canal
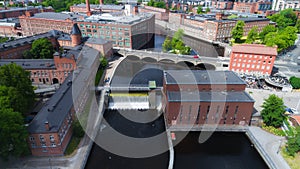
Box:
[85,57,269,169]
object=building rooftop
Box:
[32,12,81,21]
[232,44,277,56]
[72,3,124,10]
[290,115,300,125]
[164,70,246,85]
[70,23,81,35]
[28,75,73,133]
[232,17,269,22]
[0,31,61,52]
[167,91,255,102]
[0,59,55,69]
[86,37,109,45]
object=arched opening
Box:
[141,57,157,63]
[52,78,59,84]
[17,32,22,36]
[127,55,140,61]
[158,59,174,64]
[195,63,216,70]
[177,61,194,68]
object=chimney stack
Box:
[44,121,50,131]
[99,0,104,5]
[216,12,223,20]
[86,0,92,16]
[133,6,138,15]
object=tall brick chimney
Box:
[44,121,50,131]
[133,5,138,15]
[86,0,92,16]
[99,0,104,5]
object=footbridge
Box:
[116,48,224,70]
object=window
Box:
[86,24,91,28]
[98,26,103,29]
[92,25,96,28]
[41,143,46,147]
[50,135,54,141]
[118,42,124,46]
[31,143,36,148]
[87,29,91,32]
[125,42,130,47]
[29,136,35,141]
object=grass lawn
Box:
[262,124,285,136]
[65,136,81,156]
[281,147,300,169]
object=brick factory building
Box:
[163,70,255,127]
[70,4,124,13]
[169,12,236,42]
[233,0,272,14]
[229,44,277,75]
[233,17,271,36]
[0,31,59,59]
[27,45,101,156]
[0,6,54,19]
[139,5,169,21]
[19,3,155,49]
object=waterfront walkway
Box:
[248,126,290,169]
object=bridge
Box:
[115,48,225,70]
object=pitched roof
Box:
[232,44,277,56]
[291,115,300,125]
[70,23,81,35]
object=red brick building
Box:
[139,5,169,21]
[0,31,59,59]
[229,44,277,75]
[212,0,234,10]
[70,4,124,13]
[27,45,101,156]
[290,115,300,127]
[0,6,54,19]
[163,70,255,127]
[233,17,271,36]
[233,0,272,14]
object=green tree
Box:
[268,8,297,29]
[22,50,32,59]
[154,1,166,8]
[295,20,300,33]
[246,26,258,44]
[259,25,277,40]
[289,76,300,89]
[162,36,172,52]
[0,108,29,160]
[0,86,27,115]
[30,38,54,59]
[286,127,300,156]
[147,0,154,6]
[261,94,286,128]
[0,63,35,116]
[231,20,245,43]
[205,7,210,13]
[72,119,85,138]
[99,57,108,68]
[227,14,238,19]
[197,5,203,14]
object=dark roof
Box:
[233,17,269,22]
[28,75,73,133]
[0,32,55,51]
[70,23,81,35]
[167,91,255,102]
[57,33,71,41]
[0,59,55,70]
[86,37,109,45]
[32,12,80,21]
[164,70,246,85]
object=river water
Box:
[84,39,268,169]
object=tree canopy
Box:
[227,14,238,19]
[0,108,29,160]
[259,25,277,41]
[286,127,300,156]
[289,76,300,89]
[268,8,297,29]
[147,0,166,9]
[29,38,54,59]
[197,5,203,14]
[245,26,258,44]
[162,29,191,55]
[261,94,286,128]
[0,63,35,116]
[231,20,245,43]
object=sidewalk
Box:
[248,126,290,169]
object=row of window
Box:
[231,63,271,70]
[79,24,129,31]
[234,54,273,59]
[232,59,272,64]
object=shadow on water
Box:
[174,132,269,169]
